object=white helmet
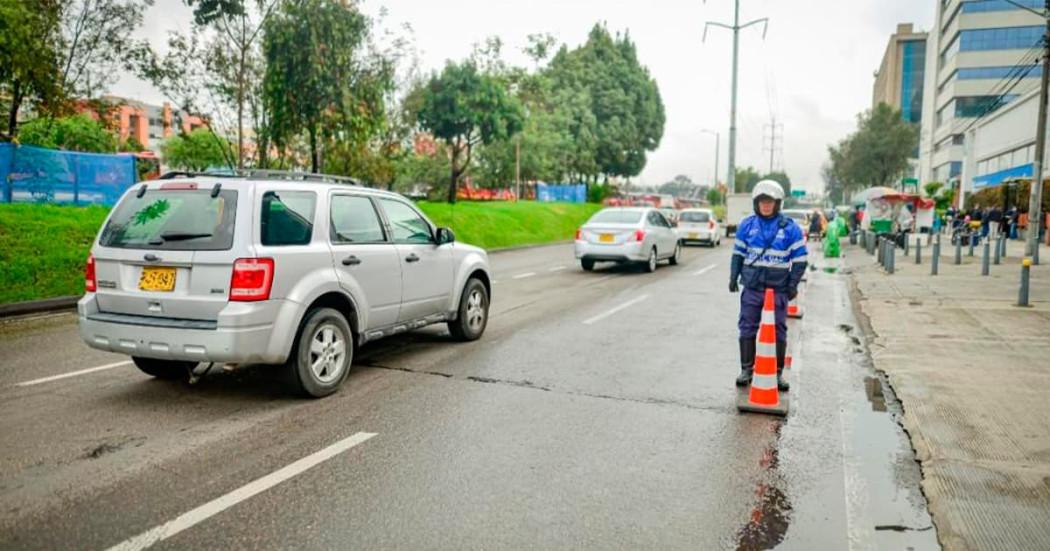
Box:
[751,180,785,218]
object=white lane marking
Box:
[548,266,566,272]
[693,264,717,276]
[583,294,651,325]
[512,272,537,280]
[14,360,133,387]
[107,432,377,551]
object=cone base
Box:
[736,388,790,416]
[788,311,804,319]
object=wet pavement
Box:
[0,242,938,549]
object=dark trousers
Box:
[738,287,788,341]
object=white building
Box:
[962,87,1045,206]
[919,0,1045,189]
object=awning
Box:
[973,163,1033,191]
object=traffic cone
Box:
[737,289,789,416]
[787,291,804,319]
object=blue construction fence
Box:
[535,183,587,203]
[0,143,138,206]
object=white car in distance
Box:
[676,209,721,247]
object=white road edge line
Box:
[693,264,717,276]
[106,432,378,551]
[14,360,133,387]
[583,294,651,325]
[512,272,537,280]
[548,266,566,272]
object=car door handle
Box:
[342,255,362,266]
[405,253,420,263]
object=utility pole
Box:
[515,135,521,201]
[763,116,783,174]
[704,0,768,193]
[1026,0,1050,261]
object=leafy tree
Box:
[17,114,117,152]
[417,61,524,202]
[827,103,918,192]
[734,166,762,193]
[57,0,153,99]
[161,128,234,171]
[706,187,722,206]
[185,0,245,24]
[263,0,390,174]
[658,174,698,198]
[762,171,792,199]
[0,0,63,138]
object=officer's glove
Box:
[787,287,798,300]
[729,279,739,293]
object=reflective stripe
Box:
[733,249,747,257]
[757,342,777,358]
[791,254,809,263]
[748,247,790,258]
[789,240,805,251]
[750,260,791,269]
[751,373,778,390]
[760,311,776,325]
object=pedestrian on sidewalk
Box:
[729,180,808,392]
[1007,206,1019,239]
[988,205,1002,241]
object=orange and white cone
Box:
[737,288,789,416]
[787,292,804,319]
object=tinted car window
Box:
[591,210,643,224]
[379,198,433,244]
[100,190,237,251]
[680,211,711,223]
[261,191,316,246]
[330,195,386,243]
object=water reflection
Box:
[735,421,793,551]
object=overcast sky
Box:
[117,0,935,193]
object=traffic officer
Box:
[729,180,808,391]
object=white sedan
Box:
[575,207,682,272]
[676,209,721,247]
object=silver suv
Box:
[78,172,491,397]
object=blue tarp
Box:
[536,183,586,203]
[973,162,1033,191]
[0,143,137,206]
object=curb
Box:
[486,240,573,255]
[0,296,80,319]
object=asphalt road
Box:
[0,242,939,550]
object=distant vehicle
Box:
[78,171,491,398]
[575,207,681,273]
[725,193,752,237]
[677,208,721,247]
[781,209,811,232]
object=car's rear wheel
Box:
[449,278,489,342]
[644,247,658,273]
[132,357,195,380]
[286,307,353,398]
[581,258,595,271]
[669,241,682,265]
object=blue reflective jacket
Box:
[731,214,808,292]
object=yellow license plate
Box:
[689,232,699,239]
[600,233,614,243]
[139,267,176,292]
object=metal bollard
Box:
[887,241,896,274]
[1035,241,1041,266]
[955,237,962,265]
[916,240,922,265]
[969,234,976,257]
[1001,235,1008,258]
[932,242,940,275]
[982,240,991,276]
[877,237,885,265]
[994,235,1001,265]
[905,235,910,257]
[1018,258,1032,307]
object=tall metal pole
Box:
[1026,1,1050,261]
[515,135,521,201]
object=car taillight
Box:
[709,221,715,230]
[230,258,275,302]
[85,254,97,293]
[575,228,582,240]
[632,230,646,242]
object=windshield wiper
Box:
[148,232,214,245]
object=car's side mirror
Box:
[436,227,455,245]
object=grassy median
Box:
[0,200,601,305]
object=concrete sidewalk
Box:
[833,236,1050,551]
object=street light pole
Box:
[1025,1,1050,261]
[705,0,768,194]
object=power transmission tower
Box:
[762,116,784,174]
[704,0,768,193]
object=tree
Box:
[57,0,153,100]
[262,0,390,174]
[827,103,919,193]
[706,187,722,206]
[658,174,698,198]
[161,128,234,171]
[417,61,524,202]
[734,166,761,193]
[0,0,63,139]
[17,114,117,152]
[185,0,245,24]
[762,171,792,199]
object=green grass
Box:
[0,204,110,305]
[417,201,602,250]
[0,200,601,305]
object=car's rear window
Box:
[99,189,237,250]
[590,210,643,224]
[680,211,710,222]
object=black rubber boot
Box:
[776,340,790,391]
[736,338,755,387]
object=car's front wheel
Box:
[449,278,489,342]
[132,357,195,380]
[287,307,353,398]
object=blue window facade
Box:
[958,65,1043,79]
[955,95,1019,117]
[950,162,963,178]
[962,0,1043,13]
[960,26,1044,51]
[900,40,927,124]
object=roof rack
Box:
[156,169,364,187]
